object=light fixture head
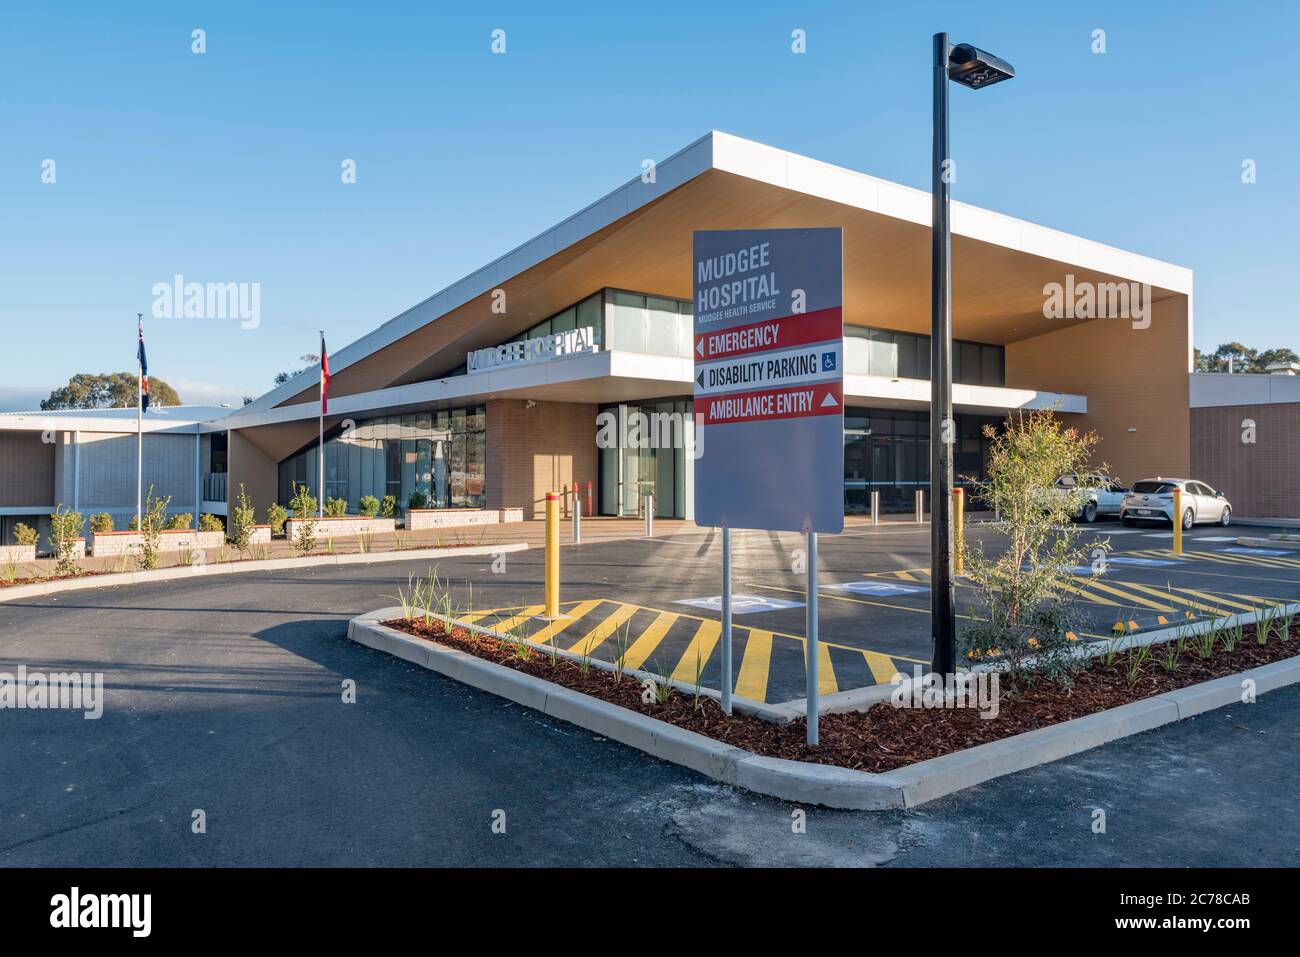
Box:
[948,43,1015,89]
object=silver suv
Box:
[1121,478,1231,529]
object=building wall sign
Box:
[467,327,597,374]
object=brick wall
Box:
[486,399,597,519]
[1191,403,1300,519]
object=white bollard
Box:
[645,494,654,537]
[871,489,880,526]
[915,489,924,523]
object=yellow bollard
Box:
[545,492,560,619]
[953,487,965,576]
[1172,486,1183,556]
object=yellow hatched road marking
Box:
[493,605,546,634]
[1055,579,1122,607]
[622,612,679,671]
[895,570,920,582]
[671,620,722,683]
[567,602,639,657]
[1172,588,1259,613]
[808,641,838,695]
[461,609,495,624]
[863,650,902,684]
[1075,579,1176,611]
[734,629,773,701]
[1118,580,1233,617]
[528,599,603,645]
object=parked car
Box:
[1052,473,1127,523]
[1121,478,1231,529]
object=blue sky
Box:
[1,0,1296,410]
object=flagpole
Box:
[318,331,325,519]
[136,313,143,529]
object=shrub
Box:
[89,512,114,534]
[380,495,397,519]
[960,406,1100,687]
[230,483,257,552]
[13,523,38,547]
[407,490,429,511]
[289,483,318,555]
[266,502,288,536]
[167,512,194,530]
[138,486,172,570]
[358,495,380,518]
[199,513,224,533]
[324,497,348,517]
[48,506,85,576]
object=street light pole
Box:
[929,34,1015,676]
[930,31,956,678]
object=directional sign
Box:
[693,228,844,533]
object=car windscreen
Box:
[1131,481,1175,494]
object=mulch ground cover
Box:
[385,615,1299,772]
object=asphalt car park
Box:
[447,518,1300,705]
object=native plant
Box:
[266,502,288,537]
[138,486,171,570]
[324,497,347,517]
[230,483,257,553]
[358,495,380,519]
[199,513,224,533]
[380,495,397,519]
[13,523,38,547]
[48,505,85,576]
[289,483,318,556]
[167,512,193,530]
[89,512,114,534]
[959,407,1101,687]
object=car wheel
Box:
[1081,501,1098,524]
[1220,506,1231,527]
[1122,515,1136,527]
[1181,508,1194,531]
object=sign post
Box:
[693,228,844,740]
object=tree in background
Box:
[41,372,182,410]
[1194,342,1300,374]
[273,354,320,386]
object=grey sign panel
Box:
[693,228,844,533]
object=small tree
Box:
[48,506,85,576]
[289,483,318,555]
[960,407,1104,686]
[138,486,172,570]
[230,483,257,553]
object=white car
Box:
[1052,473,1127,523]
[1121,478,1232,529]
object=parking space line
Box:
[567,602,640,657]
[734,629,774,701]
[622,611,679,671]
[671,620,722,683]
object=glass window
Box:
[608,291,648,352]
[550,308,576,334]
[577,294,602,345]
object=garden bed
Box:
[385,615,1300,773]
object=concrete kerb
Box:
[0,543,529,604]
[349,607,1300,810]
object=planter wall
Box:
[247,525,272,545]
[285,516,397,541]
[90,529,223,557]
[0,544,37,562]
[407,508,504,530]
[499,508,523,524]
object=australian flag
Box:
[137,316,150,411]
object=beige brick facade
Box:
[486,399,597,519]
[1191,403,1300,519]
